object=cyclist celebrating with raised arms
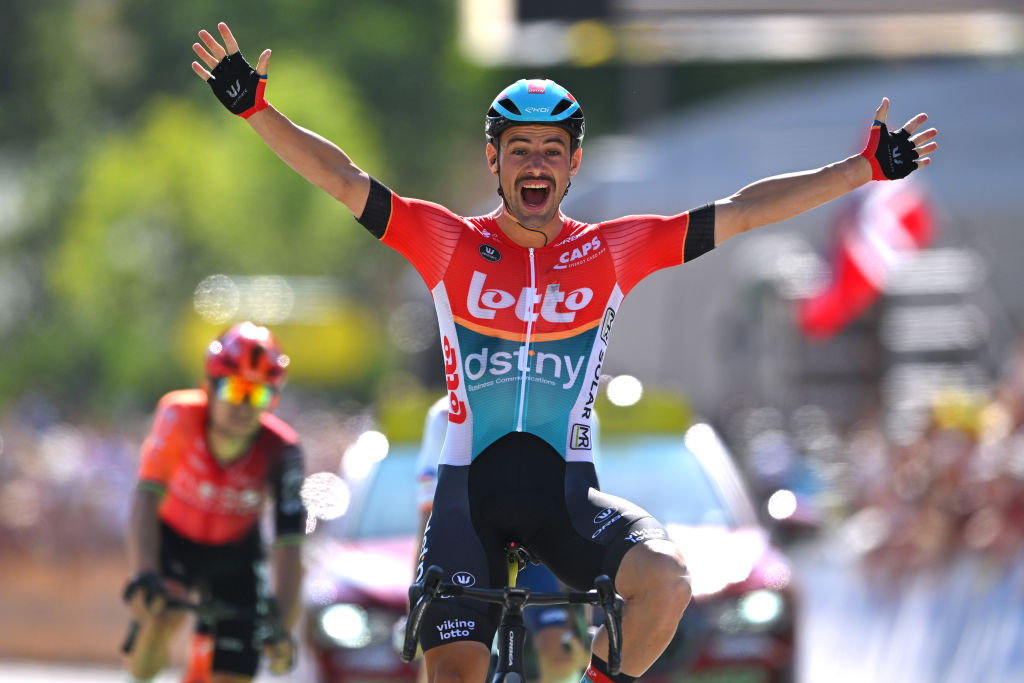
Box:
[123,322,305,683]
[191,22,937,683]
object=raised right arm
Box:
[191,22,370,218]
[247,106,371,217]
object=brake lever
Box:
[400,565,444,662]
[593,575,624,676]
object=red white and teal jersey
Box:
[359,178,715,466]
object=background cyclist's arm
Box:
[248,106,371,218]
[272,541,303,629]
[127,483,164,576]
[270,444,307,629]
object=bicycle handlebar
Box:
[120,598,285,655]
[401,565,625,676]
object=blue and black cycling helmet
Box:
[485,78,585,150]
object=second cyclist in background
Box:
[122,322,306,683]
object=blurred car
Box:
[302,423,798,683]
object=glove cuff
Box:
[859,121,887,181]
[240,77,270,119]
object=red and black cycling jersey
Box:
[358,177,715,467]
[138,389,305,546]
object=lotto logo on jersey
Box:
[443,336,468,424]
[466,271,593,324]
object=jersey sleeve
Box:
[357,177,464,288]
[601,203,716,294]
[137,395,184,491]
[415,397,450,513]
[270,443,307,544]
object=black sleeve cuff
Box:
[357,176,393,239]
[683,203,716,262]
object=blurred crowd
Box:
[844,373,1024,584]
[725,338,1024,583]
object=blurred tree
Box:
[38,59,397,413]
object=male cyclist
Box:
[123,321,305,683]
[190,22,937,683]
[414,397,590,683]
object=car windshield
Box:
[346,444,420,539]
[595,436,737,529]
[344,435,738,540]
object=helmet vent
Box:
[497,97,521,116]
[551,99,574,116]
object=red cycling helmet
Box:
[205,321,289,388]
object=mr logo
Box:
[479,244,501,262]
[600,308,615,344]
[570,424,592,451]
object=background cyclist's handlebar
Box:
[120,597,284,655]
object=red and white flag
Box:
[797,180,934,338]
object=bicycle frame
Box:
[402,544,625,683]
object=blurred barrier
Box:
[796,541,1024,683]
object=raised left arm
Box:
[714,98,937,244]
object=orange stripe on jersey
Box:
[453,315,602,342]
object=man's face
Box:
[207,377,272,440]
[488,125,581,229]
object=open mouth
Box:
[520,182,551,209]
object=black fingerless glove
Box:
[207,52,269,118]
[123,571,167,607]
[860,120,918,180]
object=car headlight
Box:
[320,603,374,648]
[715,589,787,633]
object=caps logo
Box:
[528,82,546,94]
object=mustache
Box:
[517,176,555,187]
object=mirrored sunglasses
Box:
[214,376,276,409]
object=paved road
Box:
[0,659,313,682]
[0,662,140,682]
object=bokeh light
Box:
[607,375,643,406]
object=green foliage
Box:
[42,59,393,410]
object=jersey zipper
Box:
[515,248,537,431]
